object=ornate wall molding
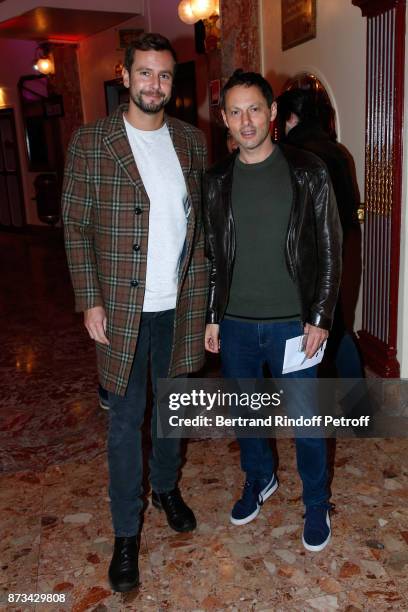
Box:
[352,0,403,18]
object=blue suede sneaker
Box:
[302,503,332,552]
[230,474,278,526]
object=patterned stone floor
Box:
[1,231,407,611]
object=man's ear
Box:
[221,109,228,128]
[270,101,277,122]
[122,67,130,89]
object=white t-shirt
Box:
[124,117,188,312]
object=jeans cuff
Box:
[151,482,177,494]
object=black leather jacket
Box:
[203,144,342,330]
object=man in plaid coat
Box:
[62,33,208,592]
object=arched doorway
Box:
[276,72,336,141]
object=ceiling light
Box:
[33,43,55,75]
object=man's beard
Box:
[131,88,170,114]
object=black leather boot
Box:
[108,536,139,592]
[152,487,196,532]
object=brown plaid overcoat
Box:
[62,105,209,396]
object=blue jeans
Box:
[107,310,181,536]
[220,318,328,507]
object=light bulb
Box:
[178,0,199,24]
[191,0,216,20]
[37,58,51,73]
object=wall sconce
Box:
[178,0,221,51]
[33,43,55,75]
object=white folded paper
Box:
[282,335,327,375]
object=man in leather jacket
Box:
[203,70,342,552]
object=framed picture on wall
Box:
[281,0,316,51]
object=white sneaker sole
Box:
[230,505,261,526]
[302,510,331,552]
[230,476,279,526]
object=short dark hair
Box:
[124,32,177,73]
[221,69,274,109]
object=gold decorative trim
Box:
[365,145,393,216]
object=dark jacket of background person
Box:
[283,120,359,234]
[203,144,343,329]
[277,89,363,371]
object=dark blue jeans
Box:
[220,318,328,507]
[107,309,181,536]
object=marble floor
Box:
[1,231,408,612]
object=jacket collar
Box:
[206,148,239,180]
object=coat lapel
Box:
[166,115,192,177]
[165,115,199,220]
[102,105,148,197]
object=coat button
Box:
[134,207,142,215]
[130,280,139,287]
[133,244,140,252]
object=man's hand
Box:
[84,306,110,345]
[205,323,220,353]
[303,323,328,358]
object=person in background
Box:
[277,88,365,384]
[63,33,208,592]
[226,128,239,154]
